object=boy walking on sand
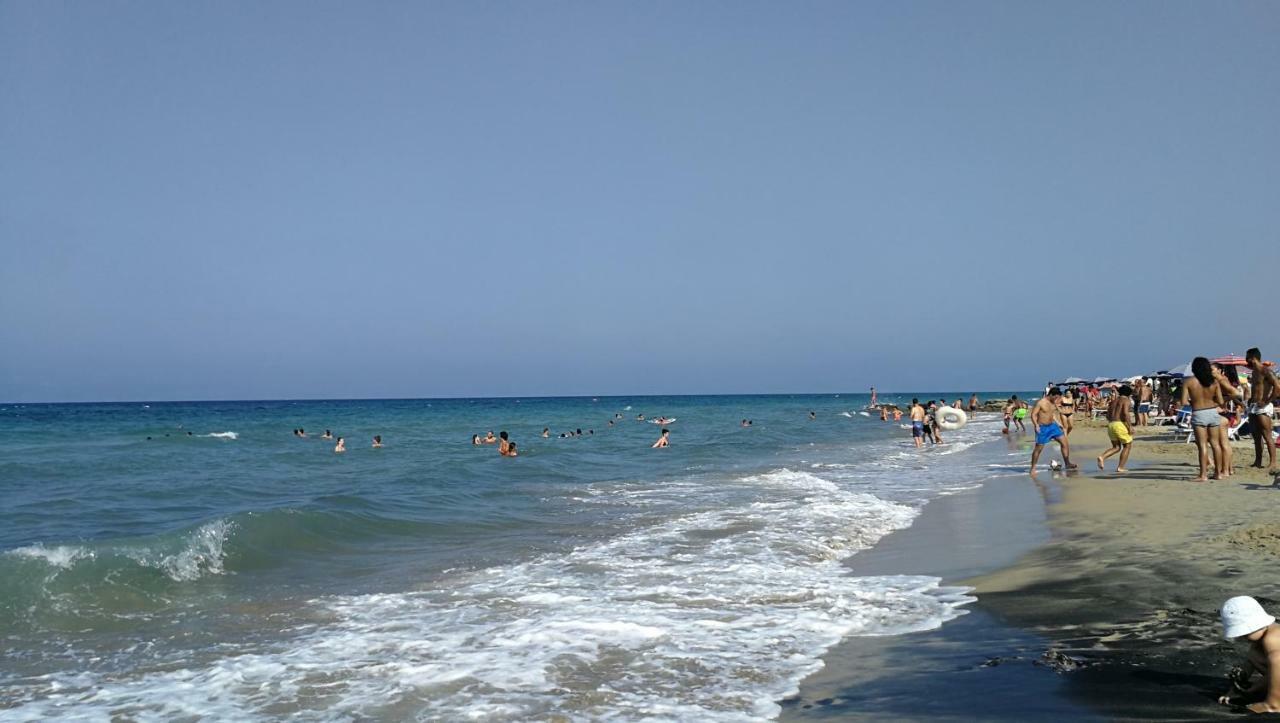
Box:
[1218,596,1280,713]
[1097,384,1134,473]
[1030,388,1075,475]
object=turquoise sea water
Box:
[1,392,1031,720]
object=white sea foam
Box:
[4,520,232,583]
[202,431,239,440]
[3,470,973,721]
[6,543,94,568]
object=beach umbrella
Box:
[1092,376,1114,384]
[1062,376,1088,385]
[1211,354,1275,368]
[1164,362,1192,378]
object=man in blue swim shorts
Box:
[1030,387,1076,475]
[909,398,926,448]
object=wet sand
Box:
[785,418,1280,721]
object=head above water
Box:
[661,428,669,435]
[500,431,508,441]
[1192,357,1214,387]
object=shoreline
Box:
[781,468,1097,720]
[784,417,1280,720]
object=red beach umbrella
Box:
[1211,354,1275,368]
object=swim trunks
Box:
[1035,421,1064,446]
[1014,409,1028,420]
[1106,421,1133,445]
[1249,403,1275,417]
[912,421,924,438]
[1137,403,1151,414]
[1191,408,1221,428]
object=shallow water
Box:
[0,393,1028,720]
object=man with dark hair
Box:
[1098,384,1134,472]
[1246,348,1278,474]
[1030,388,1075,474]
[909,398,925,448]
[498,430,510,455]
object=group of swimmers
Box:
[471,430,518,456]
[292,428,382,453]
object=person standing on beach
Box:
[909,399,925,448]
[1030,388,1075,474]
[1058,387,1076,437]
[1097,384,1133,472]
[968,394,978,414]
[1217,596,1280,713]
[1002,396,1017,434]
[1215,364,1246,478]
[1181,357,1226,481]
[1134,378,1154,426]
[1246,348,1279,474]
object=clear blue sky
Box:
[2,1,1277,402]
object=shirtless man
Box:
[498,431,510,455]
[1246,347,1279,474]
[1135,378,1154,426]
[652,428,670,448]
[968,394,978,414]
[1097,384,1134,472]
[1218,596,1280,713]
[1181,357,1226,481]
[501,442,518,457]
[482,431,497,445]
[1030,389,1075,474]
[909,398,926,448]
[1002,396,1017,434]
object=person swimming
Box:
[472,434,481,445]
[334,437,346,453]
[542,428,550,438]
[322,430,333,440]
[502,442,518,457]
[498,431,510,455]
[372,435,382,448]
[482,431,497,444]
[652,428,670,448]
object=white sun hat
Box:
[1221,596,1276,639]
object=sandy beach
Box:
[786,415,1280,721]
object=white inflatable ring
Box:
[936,406,968,431]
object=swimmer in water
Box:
[334,437,346,453]
[809,411,816,420]
[483,431,497,445]
[298,428,306,438]
[322,430,333,440]
[502,442,518,457]
[542,428,550,438]
[652,428,670,448]
[637,414,645,421]
[498,431,510,455]
[372,435,382,448]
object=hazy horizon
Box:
[4,1,1277,403]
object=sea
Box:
[0,393,1034,721]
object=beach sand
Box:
[785,418,1280,721]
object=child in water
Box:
[334,437,345,453]
[1219,596,1280,713]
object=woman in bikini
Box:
[1215,364,1246,477]
[1058,387,1076,436]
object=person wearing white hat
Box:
[1218,596,1280,712]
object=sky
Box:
[2,1,1278,402]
